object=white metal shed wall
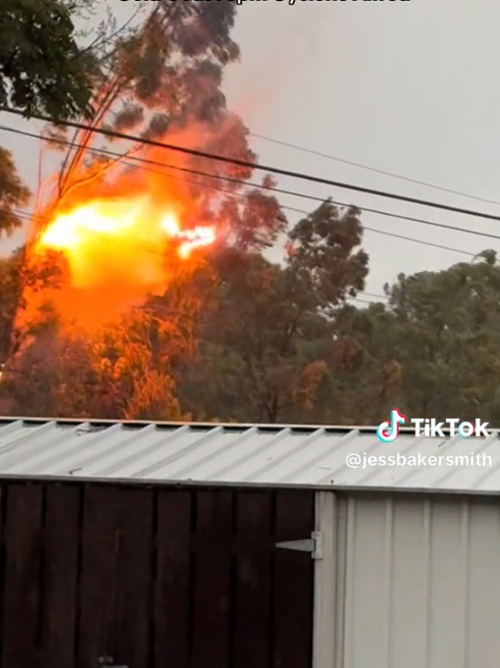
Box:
[314,492,500,668]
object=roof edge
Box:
[1,416,499,437]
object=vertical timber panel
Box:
[192,490,233,668]
[154,490,192,668]
[77,485,154,668]
[76,485,123,668]
[273,490,315,668]
[111,487,153,668]
[42,485,81,668]
[232,491,273,668]
[2,484,43,668]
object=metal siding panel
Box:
[387,497,429,668]
[426,501,466,668]
[312,492,336,668]
[342,497,390,668]
[337,495,500,668]
[465,503,500,667]
[333,498,348,668]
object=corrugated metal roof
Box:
[0,418,498,494]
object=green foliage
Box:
[7,219,500,426]
[0,147,31,235]
[378,253,500,421]
[312,251,500,426]
[178,202,369,423]
[176,246,500,427]
[0,0,93,119]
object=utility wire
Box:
[251,133,500,209]
[361,227,475,257]
[3,106,500,223]
[363,291,387,301]
[353,297,381,306]
[0,125,490,254]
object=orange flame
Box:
[30,195,216,325]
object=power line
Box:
[352,297,380,306]
[361,227,475,257]
[0,127,490,258]
[0,124,492,254]
[4,106,500,224]
[251,133,500,209]
[363,291,387,301]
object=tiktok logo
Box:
[377,408,406,442]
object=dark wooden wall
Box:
[0,481,315,668]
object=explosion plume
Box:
[30,190,215,326]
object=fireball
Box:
[31,195,216,325]
[36,196,215,287]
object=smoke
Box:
[223,4,322,133]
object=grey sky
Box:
[1,0,499,300]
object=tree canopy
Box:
[0,1,495,427]
[0,147,31,235]
[5,219,499,426]
[0,0,94,120]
